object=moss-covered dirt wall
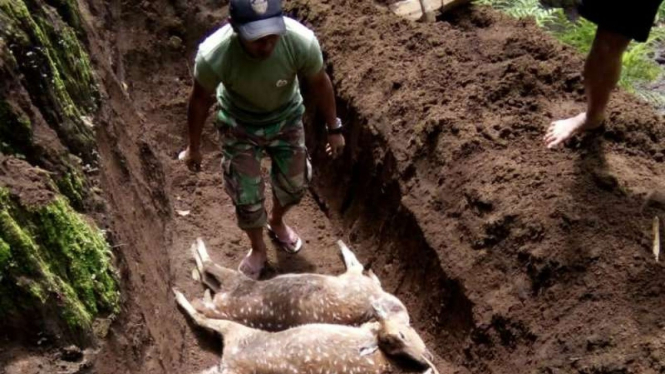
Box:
[0,182,119,340]
[0,0,119,345]
[0,0,99,162]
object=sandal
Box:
[237,251,265,280]
[266,224,303,254]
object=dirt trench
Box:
[12,0,664,373]
[83,0,471,371]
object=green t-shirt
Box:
[194,17,324,126]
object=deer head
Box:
[372,301,433,369]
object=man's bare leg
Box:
[268,195,297,242]
[545,27,631,149]
[238,227,267,279]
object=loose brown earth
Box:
[3,0,665,373]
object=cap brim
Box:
[237,16,286,41]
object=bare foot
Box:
[238,249,266,280]
[544,112,603,149]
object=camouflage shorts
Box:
[217,113,312,230]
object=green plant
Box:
[548,12,596,54]
[656,2,665,24]
[476,0,556,26]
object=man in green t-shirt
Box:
[180,0,345,279]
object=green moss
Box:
[0,0,114,336]
[0,199,42,276]
[35,197,119,314]
[0,188,119,334]
[0,237,10,271]
[55,168,86,210]
[56,276,93,329]
[0,99,33,156]
[43,0,84,35]
[0,0,98,160]
[32,7,98,112]
[28,281,46,302]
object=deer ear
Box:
[372,300,388,320]
[367,269,381,287]
[359,344,379,357]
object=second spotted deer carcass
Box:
[174,289,440,374]
[189,238,414,330]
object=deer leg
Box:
[204,262,241,290]
[174,289,235,335]
[192,238,241,292]
[337,240,364,274]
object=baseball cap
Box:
[229,0,286,41]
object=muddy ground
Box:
[2,0,665,373]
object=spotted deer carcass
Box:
[189,238,411,330]
[174,289,440,374]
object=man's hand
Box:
[179,146,203,171]
[326,134,345,159]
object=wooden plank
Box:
[654,216,661,262]
[390,0,470,21]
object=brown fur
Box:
[174,290,439,374]
[190,238,411,331]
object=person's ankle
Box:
[248,240,267,254]
[584,111,605,129]
[268,216,284,228]
[248,246,267,259]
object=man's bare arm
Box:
[305,69,337,129]
[304,69,345,158]
[182,81,216,170]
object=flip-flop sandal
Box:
[266,224,303,254]
[238,252,265,280]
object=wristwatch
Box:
[327,118,343,135]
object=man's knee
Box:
[594,27,631,55]
[272,156,311,208]
[236,203,267,230]
[273,185,306,208]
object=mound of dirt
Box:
[291,1,665,373]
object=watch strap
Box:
[327,126,344,135]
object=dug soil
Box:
[3,0,665,373]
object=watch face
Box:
[329,118,342,130]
